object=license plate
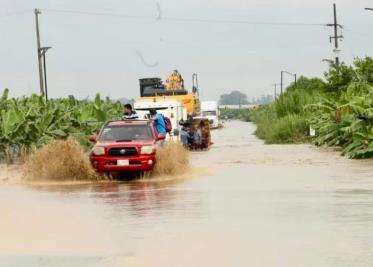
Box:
[117,160,129,166]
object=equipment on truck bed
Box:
[166,70,184,90]
[138,71,200,115]
[136,71,213,150]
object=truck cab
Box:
[201,101,219,129]
[89,120,164,173]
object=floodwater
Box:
[1,121,373,267]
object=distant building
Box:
[219,104,258,110]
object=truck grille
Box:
[108,147,138,156]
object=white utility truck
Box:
[134,99,187,138]
[201,101,219,129]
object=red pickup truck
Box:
[89,120,165,173]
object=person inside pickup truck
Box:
[122,104,139,120]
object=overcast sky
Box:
[1,0,373,101]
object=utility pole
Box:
[34,8,45,96]
[43,53,47,100]
[327,3,343,66]
[39,47,52,100]
[280,71,296,95]
[273,83,281,100]
[333,3,340,66]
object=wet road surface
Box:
[1,121,373,267]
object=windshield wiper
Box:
[116,139,133,143]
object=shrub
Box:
[265,114,309,144]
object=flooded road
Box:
[1,121,373,267]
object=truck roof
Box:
[201,101,218,109]
[106,120,151,127]
[135,99,184,107]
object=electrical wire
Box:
[44,9,150,20]
[0,10,30,19]
[343,27,371,38]
[43,8,326,27]
[157,17,325,26]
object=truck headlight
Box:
[141,145,155,155]
[92,146,105,156]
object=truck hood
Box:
[95,140,155,147]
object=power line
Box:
[158,17,325,27]
[44,9,150,20]
[43,8,326,27]
[0,10,30,19]
[343,27,370,38]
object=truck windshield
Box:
[99,125,153,141]
[202,111,217,116]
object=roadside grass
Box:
[249,78,324,144]
[263,114,309,144]
[231,58,373,159]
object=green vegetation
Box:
[219,108,251,121]
[242,57,373,159]
[219,90,273,105]
[251,77,325,144]
[309,82,373,158]
[0,89,122,163]
[219,90,249,105]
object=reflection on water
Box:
[1,121,373,267]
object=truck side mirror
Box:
[89,135,97,143]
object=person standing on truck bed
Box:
[122,104,139,120]
[149,109,166,135]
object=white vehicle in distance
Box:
[134,99,187,138]
[201,101,219,129]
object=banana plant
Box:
[0,89,123,163]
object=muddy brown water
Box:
[1,121,373,267]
